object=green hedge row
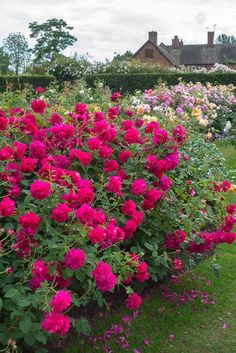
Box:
[85,73,236,93]
[0,75,56,92]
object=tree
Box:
[113,50,133,62]
[29,18,77,62]
[3,33,31,74]
[0,47,10,74]
[216,34,236,44]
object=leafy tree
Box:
[113,50,133,62]
[3,33,31,74]
[0,47,10,74]
[216,33,236,44]
[29,18,77,62]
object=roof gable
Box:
[133,40,178,66]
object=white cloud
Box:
[0,0,236,61]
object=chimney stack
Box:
[207,31,214,47]
[148,31,157,45]
[172,35,180,49]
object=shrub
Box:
[0,75,55,92]
[85,73,236,93]
[0,86,235,351]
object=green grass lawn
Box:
[66,144,236,353]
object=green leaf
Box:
[20,315,32,334]
[24,332,36,346]
[144,242,154,250]
[0,298,2,311]
[35,332,47,344]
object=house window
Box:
[145,49,153,58]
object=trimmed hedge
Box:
[85,73,236,93]
[0,75,56,92]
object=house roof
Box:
[160,43,236,65]
[133,40,179,66]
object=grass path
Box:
[66,144,236,353]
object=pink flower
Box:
[125,293,142,310]
[30,180,51,200]
[118,150,131,163]
[172,125,186,145]
[111,92,122,102]
[69,149,92,166]
[41,313,70,336]
[124,220,138,240]
[35,87,45,94]
[107,176,123,197]
[29,141,46,159]
[50,290,71,312]
[131,179,147,195]
[104,160,119,173]
[122,200,136,216]
[87,137,101,150]
[98,146,113,159]
[136,262,149,282]
[88,226,106,244]
[13,141,26,159]
[31,99,46,115]
[64,248,86,270]
[0,116,7,130]
[153,129,169,145]
[51,203,72,223]
[124,128,140,144]
[75,204,96,224]
[20,157,35,173]
[77,187,94,204]
[158,176,172,191]
[173,258,182,270]
[92,261,117,292]
[221,180,232,192]
[226,204,236,215]
[74,102,87,114]
[18,212,40,235]
[165,230,186,250]
[0,197,15,217]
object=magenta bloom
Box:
[18,212,40,235]
[50,290,71,312]
[0,197,15,218]
[92,261,117,292]
[20,157,35,173]
[125,293,142,310]
[41,312,70,336]
[124,128,140,144]
[35,86,45,94]
[75,204,96,224]
[107,176,123,197]
[69,149,92,166]
[64,248,86,270]
[136,261,149,282]
[104,159,119,173]
[29,140,46,159]
[30,180,51,200]
[118,150,131,163]
[31,99,46,115]
[51,203,72,223]
[131,179,147,195]
[121,200,136,216]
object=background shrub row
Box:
[0,75,55,92]
[1,73,236,93]
[84,73,236,93]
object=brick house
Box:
[133,31,236,68]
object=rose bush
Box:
[0,86,235,352]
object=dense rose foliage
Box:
[0,85,234,349]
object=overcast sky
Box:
[0,0,236,61]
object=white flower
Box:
[224,121,232,132]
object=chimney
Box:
[148,31,157,45]
[172,35,180,49]
[207,31,214,47]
